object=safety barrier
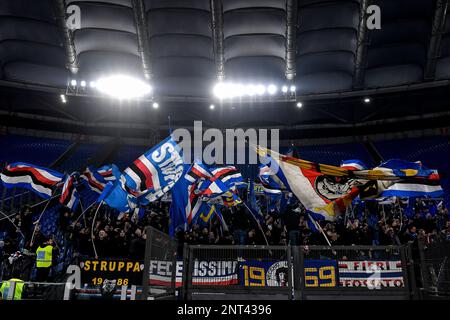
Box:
[2,241,450,300]
[418,241,450,297]
[141,226,178,300]
[181,244,419,300]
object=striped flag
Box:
[97,165,116,181]
[169,163,211,236]
[59,174,80,211]
[340,159,368,171]
[124,136,184,202]
[80,166,107,194]
[377,160,443,197]
[0,162,64,199]
[198,166,243,198]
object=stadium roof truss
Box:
[0,0,449,137]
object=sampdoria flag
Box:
[80,166,107,194]
[96,165,117,181]
[340,159,368,171]
[169,163,211,236]
[124,136,184,202]
[97,180,138,213]
[59,173,80,211]
[258,164,283,197]
[377,160,443,198]
[1,162,64,199]
[257,149,362,221]
[197,166,243,198]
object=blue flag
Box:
[123,136,184,201]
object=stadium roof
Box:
[0,0,450,139]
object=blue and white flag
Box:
[1,162,64,199]
[258,164,283,198]
[98,181,138,213]
[59,173,80,211]
[378,160,443,198]
[124,136,184,202]
[197,166,243,198]
[169,163,211,236]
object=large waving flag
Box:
[169,163,211,236]
[1,162,64,199]
[377,160,443,198]
[257,149,362,221]
[124,136,184,202]
[59,173,80,211]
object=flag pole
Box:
[0,210,25,239]
[74,199,96,225]
[91,201,103,259]
[308,213,332,247]
[30,193,54,246]
[240,200,270,247]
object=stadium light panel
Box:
[60,94,67,103]
[281,85,288,93]
[70,79,77,87]
[364,97,371,103]
[96,75,152,99]
[256,84,266,95]
[213,82,228,99]
[267,84,277,95]
[209,104,215,110]
[290,85,296,92]
[296,102,303,108]
[80,80,86,87]
[152,102,159,109]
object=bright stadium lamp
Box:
[281,85,288,93]
[213,82,228,99]
[209,104,215,110]
[96,75,152,99]
[246,84,257,96]
[267,84,277,95]
[256,84,266,95]
[152,102,159,109]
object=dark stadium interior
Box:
[0,0,450,302]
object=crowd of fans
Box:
[1,193,449,281]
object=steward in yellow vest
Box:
[0,278,25,300]
[35,239,55,282]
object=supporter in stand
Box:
[0,194,448,283]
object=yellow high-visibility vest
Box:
[0,278,25,300]
[36,245,53,268]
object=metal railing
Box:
[141,226,178,300]
[182,244,417,300]
[418,240,450,296]
[183,245,293,300]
